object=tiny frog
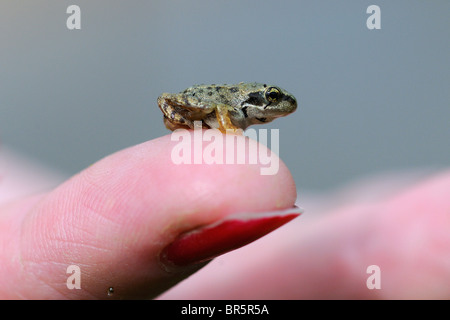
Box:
[158,82,297,132]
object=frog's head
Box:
[240,84,297,128]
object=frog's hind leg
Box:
[162,115,189,131]
[158,96,194,130]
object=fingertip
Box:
[16,131,297,299]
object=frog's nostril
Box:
[283,94,297,105]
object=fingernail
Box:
[161,206,303,267]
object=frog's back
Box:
[181,82,266,104]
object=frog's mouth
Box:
[263,103,297,117]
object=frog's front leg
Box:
[215,104,242,134]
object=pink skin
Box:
[160,170,450,299]
[0,133,296,299]
[1,134,449,299]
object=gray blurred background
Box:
[1,0,449,193]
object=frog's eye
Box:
[265,87,281,103]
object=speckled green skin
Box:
[158,82,297,132]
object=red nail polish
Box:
[161,207,302,266]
